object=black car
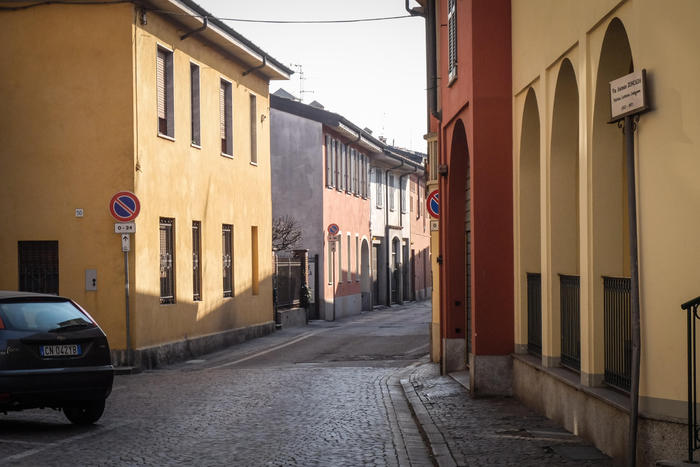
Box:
[0,291,114,424]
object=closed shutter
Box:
[326,136,332,186]
[190,64,200,146]
[220,82,226,140]
[157,50,166,120]
[448,0,457,80]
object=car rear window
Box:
[0,299,93,332]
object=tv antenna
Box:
[291,64,314,102]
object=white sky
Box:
[194,0,427,153]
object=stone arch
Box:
[550,58,580,368]
[519,87,541,355]
[590,17,634,382]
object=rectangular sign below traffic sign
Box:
[115,222,136,234]
[121,234,130,252]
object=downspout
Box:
[406,1,439,122]
[180,16,208,40]
[243,55,267,77]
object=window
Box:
[18,241,58,294]
[338,234,342,283]
[341,144,348,192]
[222,224,233,297]
[361,155,368,198]
[192,221,202,301]
[427,134,438,181]
[157,47,174,138]
[389,174,396,211]
[355,235,359,282]
[190,63,200,146]
[347,233,351,282]
[251,226,259,295]
[328,240,334,284]
[334,140,340,189]
[401,178,408,213]
[250,94,257,164]
[448,0,457,83]
[352,150,358,194]
[325,135,333,187]
[375,169,383,208]
[220,79,233,156]
[160,218,175,304]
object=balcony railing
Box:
[603,276,632,392]
[527,273,542,356]
[560,274,581,371]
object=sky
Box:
[194,1,428,153]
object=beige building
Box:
[0,0,291,367]
[512,0,700,463]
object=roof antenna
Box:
[291,64,314,102]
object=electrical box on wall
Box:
[85,269,97,291]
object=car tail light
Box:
[0,315,4,329]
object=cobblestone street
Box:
[0,301,611,466]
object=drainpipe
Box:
[405,0,425,17]
[243,55,267,77]
[180,16,208,40]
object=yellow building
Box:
[0,0,291,367]
[512,0,700,463]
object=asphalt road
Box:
[0,301,433,466]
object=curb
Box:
[400,364,457,467]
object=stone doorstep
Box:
[110,321,276,371]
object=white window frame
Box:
[156,45,174,139]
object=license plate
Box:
[40,344,82,357]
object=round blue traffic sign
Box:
[109,191,141,222]
[327,223,339,235]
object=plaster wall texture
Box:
[132,12,274,349]
[0,4,136,347]
[0,4,278,352]
[270,108,324,270]
[511,0,700,418]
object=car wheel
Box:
[63,400,105,425]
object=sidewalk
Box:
[401,359,615,466]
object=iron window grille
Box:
[18,241,59,294]
[527,272,542,356]
[603,276,632,392]
[192,221,202,301]
[560,274,581,371]
[160,218,175,304]
[222,224,233,297]
[447,0,457,84]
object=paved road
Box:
[0,301,612,466]
[0,302,433,466]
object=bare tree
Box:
[272,215,303,252]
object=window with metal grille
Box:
[190,63,200,146]
[18,241,59,294]
[325,135,333,187]
[251,226,259,295]
[160,218,175,304]
[250,94,257,164]
[192,221,202,301]
[222,224,233,297]
[448,0,457,83]
[157,47,174,137]
[220,79,233,156]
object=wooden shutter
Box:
[157,50,166,120]
[220,82,226,140]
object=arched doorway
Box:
[592,17,633,390]
[551,58,580,369]
[519,88,541,356]
[442,119,469,372]
[361,238,371,310]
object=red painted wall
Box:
[437,0,513,356]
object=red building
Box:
[415,0,512,395]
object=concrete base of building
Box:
[513,354,688,465]
[469,354,513,396]
[441,338,466,374]
[430,322,440,363]
[111,321,275,370]
[323,293,362,321]
[277,307,307,328]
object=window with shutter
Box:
[325,135,333,187]
[220,80,233,156]
[190,63,200,146]
[18,241,59,294]
[376,169,384,208]
[157,47,174,137]
[448,0,457,83]
[192,221,201,301]
[222,224,233,297]
[250,94,257,164]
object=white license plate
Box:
[40,344,82,357]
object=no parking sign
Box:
[426,190,439,219]
[109,191,141,222]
